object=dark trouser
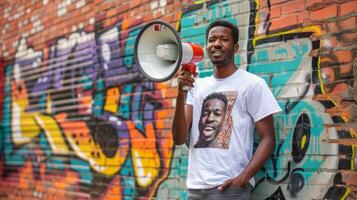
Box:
[187,184,252,200]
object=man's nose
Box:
[213,39,222,47]
[207,113,215,121]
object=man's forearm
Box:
[239,135,275,184]
[172,92,189,145]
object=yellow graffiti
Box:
[194,0,208,4]
[301,134,307,150]
[11,80,69,156]
[55,113,128,176]
[104,87,120,113]
[10,78,130,176]
[34,115,69,155]
[11,80,41,145]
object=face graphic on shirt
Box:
[195,92,234,149]
[199,98,226,142]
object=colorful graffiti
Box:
[1,16,174,199]
[250,29,354,199]
[1,0,355,199]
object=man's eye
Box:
[208,39,215,42]
[214,111,222,116]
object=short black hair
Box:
[206,20,239,45]
[203,92,228,110]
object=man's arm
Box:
[218,114,275,190]
[171,70,194,145]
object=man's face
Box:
[199,98,226,142]
[206,26,236,66]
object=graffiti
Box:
[249,29,345,199]
[1,15,174,199]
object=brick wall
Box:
[0,0,356,199]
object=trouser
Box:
[186,183,252,200]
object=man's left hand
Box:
[217,174,249,191]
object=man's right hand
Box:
[177,69,195,93]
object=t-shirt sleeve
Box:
[247,78,282,122]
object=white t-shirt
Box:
[186,68,281,189]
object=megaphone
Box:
[134,20,204,82]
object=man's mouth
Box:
[203,126,216,137]
[211,50,224,57]
[204,126,215,131]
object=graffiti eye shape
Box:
[89,119,118,158]
[287,172,304,195]
[292,113,311,163]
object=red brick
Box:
[298,10,309,24]
[167,4,174,13]
[324,36,338,49]
[310,4,338,21]
[340,17,357,31]
[160,14,174,24]
[270,6,281,19]
[270,0,289,5]
[340,1,357,16]
[281,0,305,15]
[307,0,324,10]
[270,14,298,31]
[143,12,153,22]
[129,0,141,9]
[326,21,338,32]
[105,8,116,18]
[340,32,357,47]
[116,2,129,14]
[334,50,354,63]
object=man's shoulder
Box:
[238,68,263,85]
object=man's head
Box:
[198,93,228,144]
[206,20,239,45]
[205,20,240,66]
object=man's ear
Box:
[234,44,239,53]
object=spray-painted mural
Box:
[1,0,356,199]
[0,11,175,200]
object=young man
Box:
[171,20,282,199]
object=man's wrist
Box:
[177,89,187,99]
[238,170,251,185]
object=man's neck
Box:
[213,63,237,79]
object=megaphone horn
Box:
[134,20,204,82]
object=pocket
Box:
[226,185,244,191]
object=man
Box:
[172,20,281,199]
[194,92,228,148]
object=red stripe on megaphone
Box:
[187,42,204,63]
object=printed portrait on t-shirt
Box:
[194,91,237,149]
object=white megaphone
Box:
[134,20,204,82]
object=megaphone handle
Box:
[181,63,197,91]
[182,63,197,77]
